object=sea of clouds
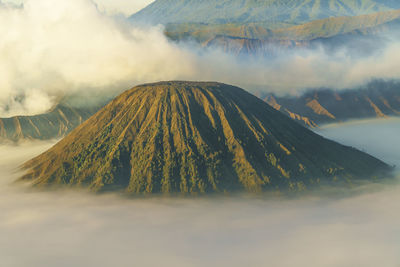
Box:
[0,118,399,267]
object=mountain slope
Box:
[163,9,400,57]
[165,9,400,43]
[271,8,400,40]
[264,81,400,126]
[21,81,390,194]
[0,103,100,143]
[131,0,400,26]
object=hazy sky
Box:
[1,0,155,15]
[94,0,154,15]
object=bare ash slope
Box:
[22,82,390,194]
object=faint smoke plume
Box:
[0,0,194,117]
[1,0,400,117]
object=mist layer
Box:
[0,118,399,266]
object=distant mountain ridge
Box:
[21,81,391,194]
[163,9,400,56]
[165,9,400,42]
[0,103,102,143]
[264,81,400,127]
[131,0,400,26]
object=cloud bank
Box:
[317,117,400,167]
[1,0,400,117]
[0,118,400,267]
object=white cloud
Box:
[1,0,400,118]
[0,0,193,117]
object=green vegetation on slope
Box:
[21,82,391,194]
[131,0,400,26]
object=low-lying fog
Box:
[0,118,399,267]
